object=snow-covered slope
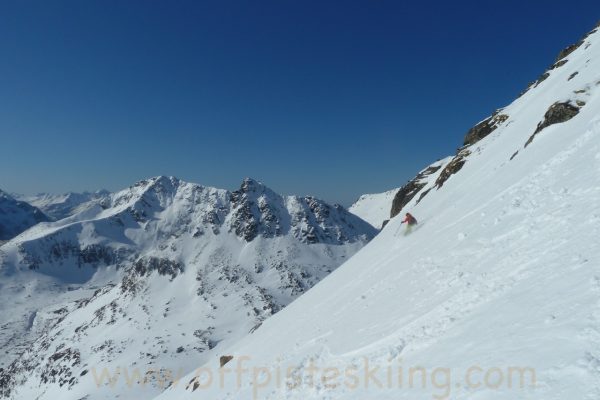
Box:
[0,177,376,400]
[154,23,600,400]
[349,157,454,230]
[349,189,398,229]
[17,191,110,221]
[0,190,49,241]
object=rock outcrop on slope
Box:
[388,23,598,220]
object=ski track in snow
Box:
[264,122,600,400]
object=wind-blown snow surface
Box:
[155,26,600,400]
[0,177,375,400]
[349,189,398,229]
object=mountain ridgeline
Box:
[0,177,376,400]
[389,21,600,221]
[0,190,49,242]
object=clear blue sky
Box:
[0,1,598,205]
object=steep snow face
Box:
[0,190,49,241]
[155,25,600,400]
[17,190,110,221]
[349,189,399,229]
[0,177,376,400]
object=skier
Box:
[400,212,417,234]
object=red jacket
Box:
[402,213,417,225]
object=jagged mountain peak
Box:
[0,176,376,400]
[138,175,180,189]
[109,175,190,213]
[124,175,182,198]
[238,177,268,192]
[231,177,282,204]
[2,176,376,278]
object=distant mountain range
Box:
[0,176,376,399]
[0,190,49,241]
[15,190,111,221]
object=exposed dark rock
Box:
[420,165,442,177]
[229,179,280,242]
[568,71,579,81]
[18,237,129,272]
[510,151,519,160]
[416,188,432,204]
[390,165,442,218]
[552,21,600,62]
[229,200,259,241]
[219,355,233,367]
[120,257,183,295]
[276,262,309,296]
[40,348,81,387]
[550,59,568,69]
[519,23,598,97]
[77,245,117,267]
[519,81,537,97]
[132,257,183,279]
[390,181,426,219]
[463,111,509,146]
[525,102,580,148]
[229,178,374,244]
[380,219,390,229]
[192,327,216,352]
[534,72,550,88]
[435,149,471,189]
[555,43,580,62]
[249,322,263,333]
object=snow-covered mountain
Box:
[349,157,454,230]
[0,176,376,400]
[0,190,49,242]
[16,191,110,221]
[153,22,600,400]
[348,188,398,229]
